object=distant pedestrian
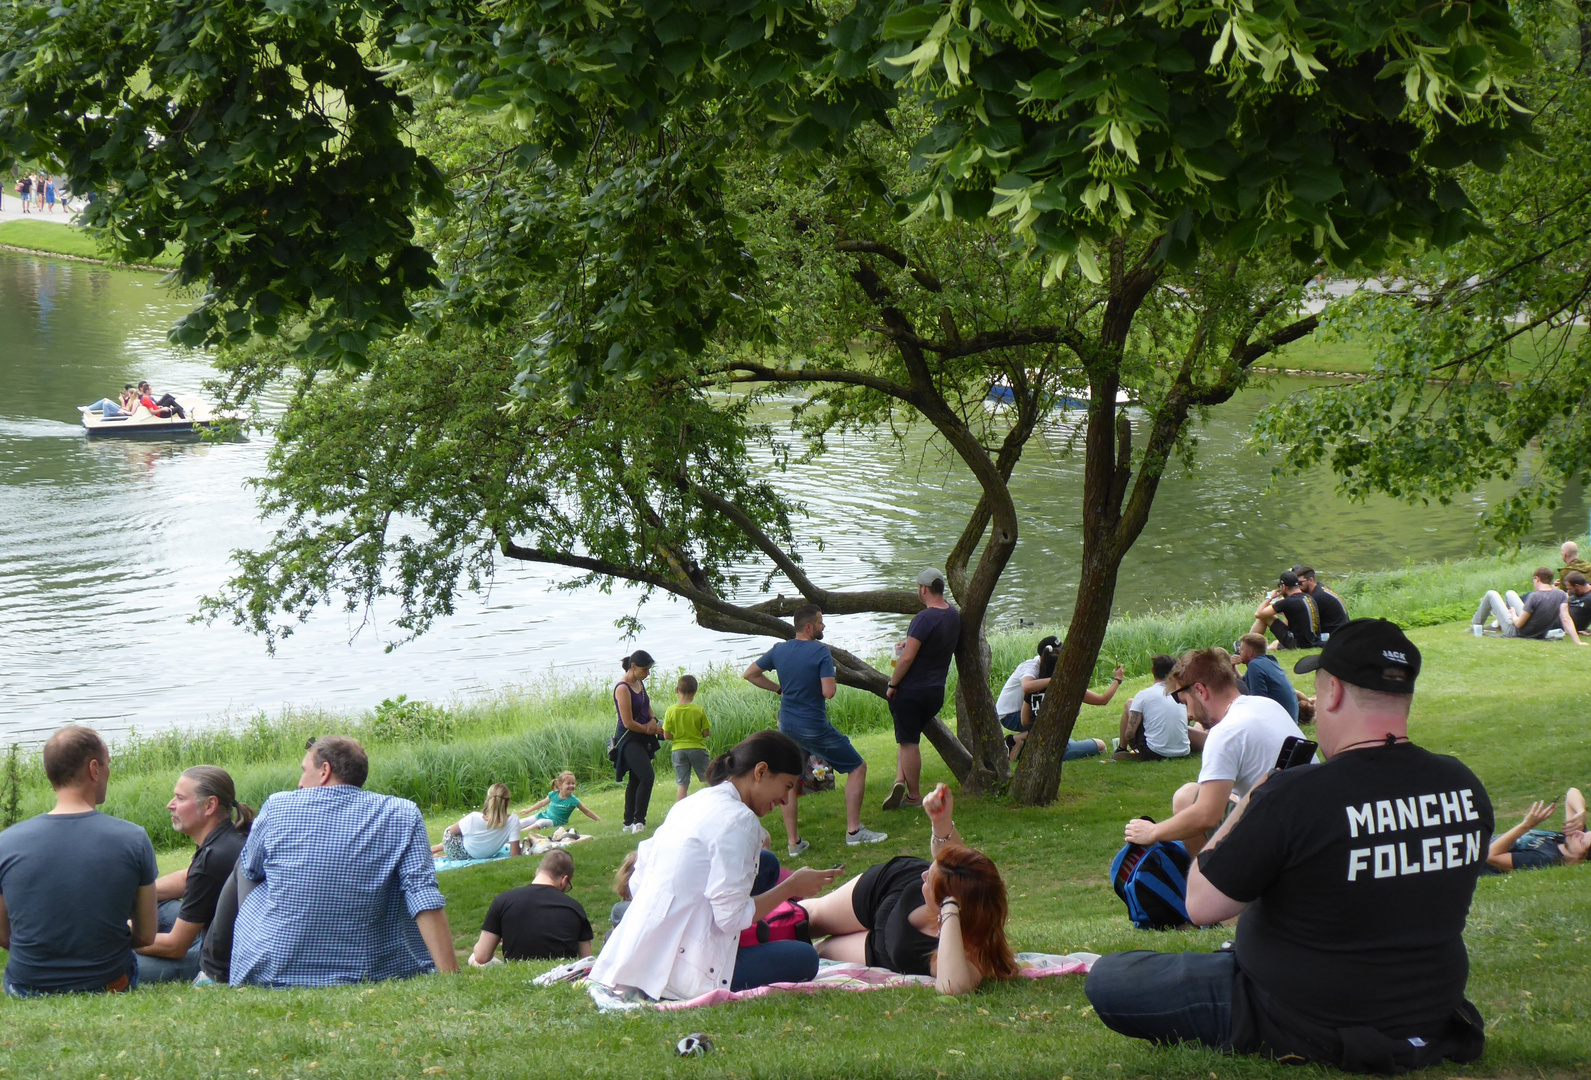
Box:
[44,177,56,212]
[33,175,44,212]
[17,175,31,213]
[883,568,960,810]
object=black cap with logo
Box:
[1293,618,1420,694]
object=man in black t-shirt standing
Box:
[1250,570,1321,650]
[883,568,961,811]
[1086,620,1494,1073]
[469,850,593,963]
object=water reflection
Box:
[0,249,1582,745]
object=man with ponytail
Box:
[136,766,253,983]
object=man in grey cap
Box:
[882,568,960,810]
[1087,619,1494,1071]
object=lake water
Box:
[1,250,1582,745]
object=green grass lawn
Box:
[0,218,179,268]
[1271,324,1585,378]
[2,622,1588,1078]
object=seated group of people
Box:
[1472,543,1591,644]
[87,381,187,420]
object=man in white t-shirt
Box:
[1113,654,1190,762]
[1123,647,1305,856]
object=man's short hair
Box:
[539,848,574,881]
[1567,571,1589,588]
[676,673,698,695]
[1237,633,1268,656]
[1150,654,1176,680]
[42,726,108,788]
[1170,648,1238,695]
[792,604,822,634]
[1294,566,1316,580]
[1534,566,1555,584]
[305,735,369,788]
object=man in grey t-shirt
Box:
[1473,567,1568,639]
[0,726,157,995]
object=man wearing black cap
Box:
[1250,570,1321,650]
[1086,620,1494,1072]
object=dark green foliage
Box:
[2,743,21,829]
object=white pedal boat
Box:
[78,395,237,437]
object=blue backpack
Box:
[1109,838,1192,930]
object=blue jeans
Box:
[88,398,127,416]
[998,713,1101,760]
[4,955,140,997]
[135,899,202,984]
[732,850,819,991]
[1085,949,1234,1050]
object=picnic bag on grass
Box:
[738,900,812,948]
[1110,835,1192,930]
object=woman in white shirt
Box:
[431,783,523,861]
[590,731,841,999]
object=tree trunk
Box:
[950,624,1004,793]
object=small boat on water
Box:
[985,379,1132,409]
[78,395,238,438]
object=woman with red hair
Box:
[799,783,1018,994]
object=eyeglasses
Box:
[1170,682,1202,705]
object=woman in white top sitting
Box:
[590,731,842,999]
[432,783,523,861]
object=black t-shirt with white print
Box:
[1199,742,1492,1039]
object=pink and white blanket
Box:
[535,953,1098,1012]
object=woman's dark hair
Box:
[621,650,656,671]
[181,765,256,835]
[1035,642,1059,681]
[706,730,804,786]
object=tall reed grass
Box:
[4,542,1573,847]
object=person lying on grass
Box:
[432,783,522,861]
[1487,788,1588,871]
[799,783,1019,995]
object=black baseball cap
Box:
[1293,618,1420,694]
[1278,570,1300,588]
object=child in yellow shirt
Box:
[662,674,711,801]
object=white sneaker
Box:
[787,838,810,859]
[846,826,888,846]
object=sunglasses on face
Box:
[1170,682,1202,705]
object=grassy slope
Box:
[1271,324,1585,377]
[0,218,179,268]
[2,622,1588,1080]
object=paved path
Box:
[0,202,80,226]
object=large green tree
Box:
[3,0,1535,801]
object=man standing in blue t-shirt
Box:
[0,726,158,996]
[883,568,961,811]
[744,604,887,858]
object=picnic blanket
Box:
[433,835,587,873]
[553,952,1097,1012]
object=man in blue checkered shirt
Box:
[229,736,458,986]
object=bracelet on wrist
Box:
[931,828,953,844]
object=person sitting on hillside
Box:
[1004,641,1121,762]
[1559,571,1591,646]
[518,771,602,833]
[1250,571,1321,651]
[0,726,158,996]
[1473,567,1567,640]
[799,783,1020,995]
[609,851,638,929]
[1123,648,1305,858]
[1555,541,1591,589]
[228,735,458,986]
[1113,654,1190,761]
[1293,566,1350,637]
[996,636,1114,762]
[432,783,522,861]
[1487,788,1588,872]
[1232,634,1302,723]
[469,850,593,964]
[136,766,253,984]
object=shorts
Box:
[999,711,1025,733]
[672,748,710,784]
[888,686,944,745]
[781,721,864,774]
[441,832,468,861]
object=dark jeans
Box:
[1085,950,1235,1050]
[732,850,818,991]
[619,739,655,826]
[135,898,202,984]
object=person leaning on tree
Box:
[1086,620,1495,1073]
[883,568,960,811]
